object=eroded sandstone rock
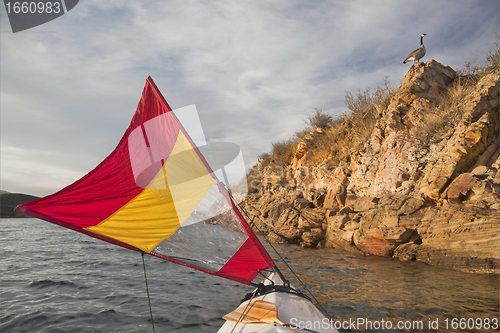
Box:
[243,60,499,273]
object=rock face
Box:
[244,60,500,273]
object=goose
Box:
[403,33,427,64]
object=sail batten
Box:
[15,76,275,285]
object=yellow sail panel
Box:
[84,186,180,253]
[85,131,216,253]
[164,131,217,226]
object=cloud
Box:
[1,145,87,195]
[1,0,499,196]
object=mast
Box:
[273,265,288,285]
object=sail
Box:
[15,76,275,285]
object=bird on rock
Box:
[404,33,427,64]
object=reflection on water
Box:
[272,244,499,332]
[1,218,498,333]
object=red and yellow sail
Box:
[15,77,274,285]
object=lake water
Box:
[1,218,499,332]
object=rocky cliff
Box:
[244,60,500,273]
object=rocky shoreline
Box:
[243,60,500,274]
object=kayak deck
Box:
[218,273,339,333]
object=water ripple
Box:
[1,218,498,333]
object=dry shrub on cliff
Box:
[421,36,500,143]
[306,117,349,167]
[346,77,396,138]
[292,127,311,142]
[307,78,396,167]
[305,108,334,129]
[271,140,296,166]
[258,110,334,169]
[256,78,396,171]
[249,140,297,193]
[418,75,475,143]
[458,35,499,77]
[485,34,500,72]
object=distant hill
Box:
[1,192,40,218]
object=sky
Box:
[1,0,499,197]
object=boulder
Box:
[301,228,324,248]
[351,196,379,212]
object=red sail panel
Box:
[216,238,273,284]
[15,77,177,229]
[15,76,275,285]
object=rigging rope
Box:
[215,179,332,319]
[230,287,259,333]
[141,251,156,333]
